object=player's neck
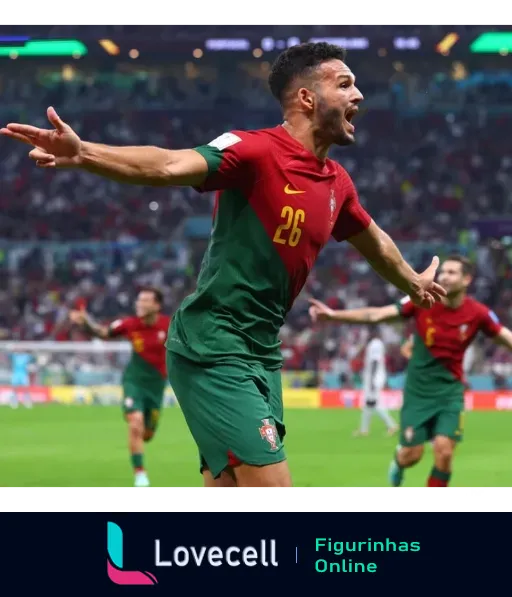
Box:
[443,293,466,309]
[282,120,330,161]
[141,313,158,325]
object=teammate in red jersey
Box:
[310,256,512,487]
[2,42,446,487]
[69,288,170,487]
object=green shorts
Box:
[400,392,464,446]
[167,351,286,479]
[122,382,165,433]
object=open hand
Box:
[308,298,335,323]
[409,256,446,308]
[1,106,81,168]
[69,309,87,326]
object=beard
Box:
[317,99,354,146]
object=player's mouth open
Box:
[344,107,358,133]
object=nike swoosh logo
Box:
[284,184,305,195]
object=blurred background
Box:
[1,25,512,397]
[0,24,512,390]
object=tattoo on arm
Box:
[83,314,109,339]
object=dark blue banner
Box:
[1,513,506,594]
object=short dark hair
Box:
[139,287,163,305]
[445,255,475,277]
[268,42,347,105]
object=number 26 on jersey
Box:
[273,206,305,248]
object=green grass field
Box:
[1,405,511,487]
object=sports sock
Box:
[131,453,144,472]
[427,466,450,487]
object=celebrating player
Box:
[354,328,398,437]
[402,333,476,378]
[309,255,512,487]
[69,288,170,487]
[2,42,446,487]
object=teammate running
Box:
[309,255,512,487]
[354,328,398,437]
[69,288,170,487]
[2,42,446,487]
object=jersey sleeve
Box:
[107,318,131,338]
[193,130,267,192]
[331,174,372,242]
[395,296,416,319]
[478,306,503,338]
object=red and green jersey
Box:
[109,315,170,389]
[167,126,372,367]
[398,296,502,400]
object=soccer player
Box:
[402,334,476,377]
[69,288,170,487]
[309,255,512,487]
[9,349,34,409]
[2,42,446,488]
[354,327,398,437]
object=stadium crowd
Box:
[1,49,512,385]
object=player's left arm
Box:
[493,326,512,350]
[330,177,445,308]
[478,306,512,349]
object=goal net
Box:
[0,341,177,407]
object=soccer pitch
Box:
[1,405,511,487]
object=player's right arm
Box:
[69,310,125,340]
[1,109,262,189]
[330,175,445,309]
[309,300,401,325]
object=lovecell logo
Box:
[107,522,158,585]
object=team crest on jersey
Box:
[158,330,166,342]
[459,324,468,341]
[404,426,414,443]
[259,419,278,451]
[329,190,336,222]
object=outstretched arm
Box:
[79,144,208,187]
[1,107,209,187]
[347,221,446,309]
[309,300,401,324]
[494,327,512,350]
[69,310,110,340]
